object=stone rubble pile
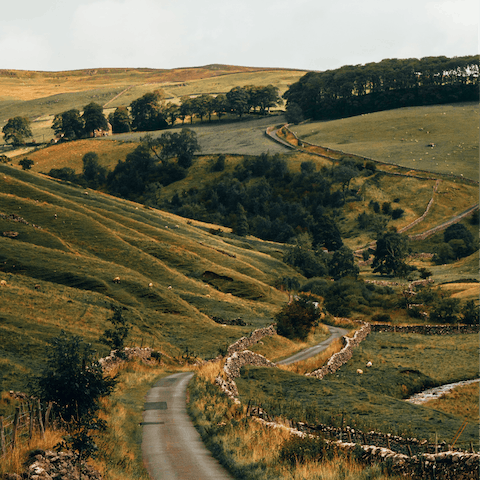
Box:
[98,346,158,372]
[2,449,102,480]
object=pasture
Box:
[0,163,297,391]
[291,102,480,181]
[236,332,479,449]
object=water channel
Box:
[405,378,479,405]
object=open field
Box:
[291,102,479,181]
[0,162,301,391]
[236,332,479,449]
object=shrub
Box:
[391,208,404,219]
[275,293,323,340]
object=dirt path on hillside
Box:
[142,327,347,479]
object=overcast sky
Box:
[0,0,478,72]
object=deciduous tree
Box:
[371,231,410,277]
[52,109,85,140]
[130,90,168,131]
[82,102,108,136]
[2,116,33,145]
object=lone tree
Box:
[82,102,108,137]
[276,293,323,340]
[19,157,34,170]
[35,331,116,422]
[371,231,410,277]
[2,116,33,145]
[99,306,131,354]
[34,332,116,476]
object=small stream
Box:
[405,378,479,405]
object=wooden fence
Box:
[0,399,53,457]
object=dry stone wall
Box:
[306,322,371,379]
[227,325,276,355]
[371,324,479,335]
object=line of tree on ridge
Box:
[284,55,479,123]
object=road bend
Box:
[142,325,348,479]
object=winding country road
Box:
[141,325,346,479]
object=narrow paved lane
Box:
[142,372,234,480]
[142,325,348,479]
[276,325,348,365]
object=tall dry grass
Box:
[280,337,344,375]
[189,363,403,480]
[0,428,65,476]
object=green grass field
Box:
[291,102,479,181]
[236,332,479,449]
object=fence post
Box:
[12,407,20,450]
[0,416,5,456]
[44,402,52,430]
[407,443,413,457]
[38,400,45,438]
[29,402,34,439]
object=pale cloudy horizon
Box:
[0,0,478,73]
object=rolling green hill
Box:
[0,163,299,391]
[291,102,480,181]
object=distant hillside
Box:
[0,65,306,144]
[0,163,297,391]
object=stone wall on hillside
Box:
[216,350,276,401]
[227,325,276,355]
[371,324,480,335]
[306,322,371,379]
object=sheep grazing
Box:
[0,280,7,287]
[366,361,373,367]
[113,276,121,284]
[168,285,172,290]
[356,369,364,375]
[148,282,153,287]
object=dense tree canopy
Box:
[2,116,33,145]
[284,55,479,121]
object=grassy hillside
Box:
[0,163,299,391]
[291,102,479,181]
[0,66,305,145]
